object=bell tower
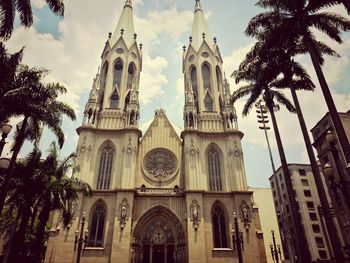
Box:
[183,0,237,132]
[83,0,142,129]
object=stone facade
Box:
[44,1,267,262]
[311,112,350,257]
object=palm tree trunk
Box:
[0,115,28,216]
[305,39,350,196]
[32,202,51,263]
[289,82,345,262]
[264,93,311,263]
[7,205,32,263]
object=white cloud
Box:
[32,0,46,9]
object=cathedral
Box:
[45,1,267,262]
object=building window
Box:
[315,237,325,248]
[110,88,120,109]
[202,63,212,92]
[271,181,275,188]
[312,224,321,233]
[190,67,199,110]
[96,145,114,190]
[309,212,317,221]
[212,202,228,248]
[204,92,214,111]
[301,179,309,186]
[127,63,135,90]
[113,60,123,88]
[299,169,306,176]
[88,201,106,247]
[216,66,222,92]
[208,146,223,191]
[306,201,315,210]
[304,190,312,197]
[319,250,327,259]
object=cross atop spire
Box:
[125,0,132,7]
[195,0,202,12]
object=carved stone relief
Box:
[190,199,200,230]
[119,198,129,229]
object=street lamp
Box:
[270,230,281,263]
[232,211,244,263]
[255,100,276,173]
[74,212,89,263]
[0,122,12,156]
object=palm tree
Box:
[0,65,76,217]
[0,42,23,124]
[232,55,312,262]
[30,142,92,263]
[242,41,345,261]
[246,0,350,204]
[2,148,43,263]
[0,0,64,40]
[3,143,91,263]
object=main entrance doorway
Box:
[132,206,187,263]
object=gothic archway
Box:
[131,205,187,263]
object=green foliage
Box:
[0,0,64,40]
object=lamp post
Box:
[270,230,281,263]
[0,122,12,156]
[255,100,276,173]
[232,211,244,263]
[74,212,89,263]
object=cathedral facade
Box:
[45,1,267,262]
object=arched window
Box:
[110,88,120,109]
[202,63,212,92]
[113,60,123,88]
[88,201,106,247]
[216,66,222,92]
[96,145,114,190]
[204,92,214,112]
[124,91,130,112]
[208,146,223,191]
[212,202,228,248]
[190,67,199,110]
[127,63,135,90]
[99,62,109,108]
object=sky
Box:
[3,0,350,187]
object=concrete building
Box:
[249,187,284,263]
[270,164,333,262]
[311,111,350,257]
[44,1,267,262]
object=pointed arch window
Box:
[202,63,212,92]
[96,145,114,190]
[216,66,222,92]
[208,147,223,191]
[124,91,130,112]
[113,60,123,89]
[88,201,106,247]
[127,63,135,90]
[204,92,214,112]
[99,63,109,108]
[212,202,228,248]
[110,88,120,109]
[190,67,199,110]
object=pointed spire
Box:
[109,0,136,48]
[190,0,214,51]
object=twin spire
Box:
[109,0,213,51]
